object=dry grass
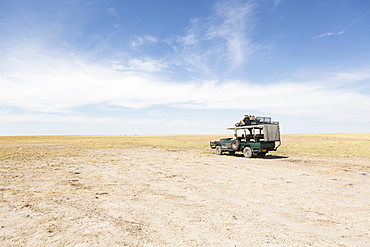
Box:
[278,133,370,158]
[0,133,369,161]
[0,135,223,161]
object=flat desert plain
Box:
[1,134,370,246]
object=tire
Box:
[228,151,235,155]
[256,152,266,158]
[216,146,223,155]
[243,147,252,158]
[231,139,240,150]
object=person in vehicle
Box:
[235,114,251,126]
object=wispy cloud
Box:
[274,0,283,8]
[131,35,159,47]
[106,8,119,18]
[314,12,367,39]
[174,0,256,76]
[314,30,344,39]
[212,0,256,66]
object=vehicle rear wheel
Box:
[243,147,252,158]
[231,139,240,150]
[216,146,223,155]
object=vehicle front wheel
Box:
[216,146,223,155]
[243,147,252,158]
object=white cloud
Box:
[0,109,121,125]
[1,46,370,124]
[1,0,370,131]
[148,110,163,117]
[112,58,168,72]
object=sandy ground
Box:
[1,147,370,246]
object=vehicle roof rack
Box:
[227,125,265,130]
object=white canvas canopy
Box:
[263,124,280,141]
[227,124,280,142]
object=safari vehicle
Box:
[210,117,281,158]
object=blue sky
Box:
[1,0,370,135]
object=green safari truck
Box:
[210,118,281,158]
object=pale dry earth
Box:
[1,147,370,246]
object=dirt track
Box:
[1,147,370,246]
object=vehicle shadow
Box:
[264,155,289,159]
[230,154,288,159]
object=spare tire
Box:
[231,139,240,150]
